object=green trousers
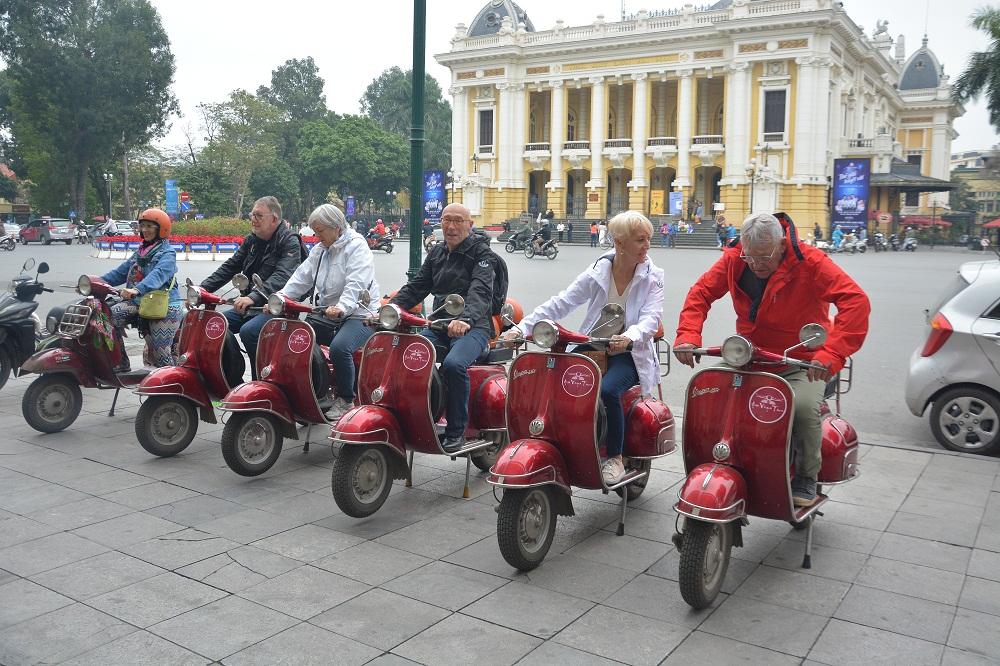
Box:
[780,367,826,479]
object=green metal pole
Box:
[408,0,426,279]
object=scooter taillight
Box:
[920,312,952,357]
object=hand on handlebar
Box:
[119,287,139,300]
[673,343,699,368]
[608,334,631,354]
[447,319,471,338]
[232,296,254,313]
[324,305,345,319]
[500,328,523,348]
[806,361,831,382]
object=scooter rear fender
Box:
[329,405,406,458]
[20,348,96,388]
[675,463,747,523]
[218,381,298,440]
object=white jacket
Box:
[516,252,665,395]
[277,228,380,318]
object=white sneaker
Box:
[601,457,625,485]
[325,397,353,420]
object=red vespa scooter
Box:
[132,275,252,457]
[20,275,152,433]
[487,308,676,571]
[216,276,376,476]
[673,325,859,609]
[329,296,515,518]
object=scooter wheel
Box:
[524,246,535,259]
[0,347,11,389]
[678,519,732,610]
[383,244,393,254]
[331,444,392,517]
[545,246,558,260]
[221,412,284,476]
[497,487,556,571]
[505,242,517,253]
[22,374,83,433]
[615,459,652,501]
[135,396,199,457]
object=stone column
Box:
[656,80,667,136]
[511,83,527,189]
[793,57,817,181]
[579,88,590,142]
[589,76,606,187]
[496,82,514,187]
[810,58,832,181]
[675,69,694,189]
[631,73,649,187]
[724,62,751,181]
[450,86,468,180]
[550,81,565,189]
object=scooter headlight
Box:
[77,275,92,296]
[378,304,401,330]
[532,320,559,349]
[721,335,753,367]
[266,294,285,317]
[186,286,201,307]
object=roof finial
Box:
[922,34,928,48]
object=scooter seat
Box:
[118,369,151,386]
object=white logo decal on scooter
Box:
[402,342,430,371]
[561,364,596,398]
[287,329,311,354]
[513,368,536,380]
[748,386,788,424]
[365,347,384,356]
[204,317,225,340]
[691,386,719,398]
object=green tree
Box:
[249,159,300,215]
[955,7,1000,130]
[360,67,452,172]
[0,175,17,201]
[0,0,177,219]
[257,57,327,122]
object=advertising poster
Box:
[668,191,684,216]
[649,191,665,215]
[346,196,355,219]
[423,170,445,221]
[165,180,179,216]
[832,158,870,231]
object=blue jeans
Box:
[420,327,490,438]
[224,309,272,379]
[601,353,639,457]
[325,318,373,401]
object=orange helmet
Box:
[138,208,171,239]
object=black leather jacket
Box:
[392,231,496,336]
[201,225,301,306]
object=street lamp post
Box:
[470,153,480,175]
[446,169,454,205]
[745,159,757,215]
[386,190,398,219]
[103,172,114,220]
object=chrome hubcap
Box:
[518,490,550,553]
[38,384,72,422]
[352,449,386,503]
[151,402,189,445]
[702,525,726,588]
[940,397,998,450]
[237,417,274,462]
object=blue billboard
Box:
[346,196,356,218]
[165,179,179,216]
[832,158,870,231]
[423,170,445,221]
[668,191,684,216]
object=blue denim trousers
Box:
[420,327,490,438]
[601,353,639,457]
[223,309,271,379]
[325,318,373,401]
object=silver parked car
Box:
[905,260,1000,454]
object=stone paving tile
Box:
[462,581,593,639]
[0,531,108,576]
[785,519,884,555]
[149,596,298,662]
[825,481,908,511]
[25,496,134,531]
[0,578,74,630]
[375,513,495,559]
[365,655,422,666]
[258,490,340,522]
[99,480,200,510]
[662,630,801,665]
[392,613,541,666]
[763,537,868,583]
[145,494,251,528]
[834,585,956,644]
[0,568,14,586]
[552,605,689,666]
[733,564,850,616]
[194,507,308,544]
[252,523,364,562]
[599,506,674,543]
[887,511,981,548]
[899,495,986,522]
[123,528,240,569]
[441,535,531,580]
[0,515,59,549]
[808,618,945,665]
[974,523,1000,553]
[0,482,91,515]
[382,560,507,611]
[30,550,165,601]
[646,548,759,595]
[941,646,998,665]
[520,554,635,603]
[966,548,1000,582]
[518,640,620,665]
[821,499,897,531]
[605,573,720,628]
[60,468,152,495]
[59,630,210,666]
[224,622,382,665]
[312,540,432,586]
[949,608,1000,658]
[0,602,136,666]
[700,594,828,657]
[563,530,670,573]
[855,556,966,605]
[311,588,450,650]
[88,571,228,627]
[237,565,369,620]
[71,511,186,549]
[176,545,301,594]
[958,576,1000,616]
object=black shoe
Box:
[442,436,466,453]
[791,475,817,507]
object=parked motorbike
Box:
[525,237,558,260]
[0,235,15,251]
[217,276,377,476]
[366,231,394,254]
[889,233,900,251]
[487,307,676,570]
[20,275,153,433]
[903,236,918,252]
[132,274,252,457]
[504,230,531,254]
[872,232,888,252]
[329,296,517,518]
[76,226,89,244]
[0,259,54,389]
[672,325,859,609]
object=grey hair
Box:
[608,210,654,241]
[741,213,783,246]
[308,203,348,233]
[254,196,282,221]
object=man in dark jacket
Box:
[200,196,301,377]
[392,203,495,452]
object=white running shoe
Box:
[601,457,625,485]
[325,397,353,420]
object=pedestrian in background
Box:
[567,222,574,243]
[668,221,677,247]
[660,220,670,247]
[590,222,598,247]
[557,222,565,242]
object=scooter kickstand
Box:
[108,388,120,417]
[302,425,311,454]
[802,516,814,569]
[462,454,472,499]
[404,450,414,487]
[616,490,628,536]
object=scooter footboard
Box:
[674,464,747,523]
[218,381,297,439]
[330,405,406,458]
[488,438,572,494]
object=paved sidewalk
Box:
[1,368,998,665]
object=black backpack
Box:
[465,243,509,315]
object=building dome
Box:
[899,36,943,90]
[467,0,535,37]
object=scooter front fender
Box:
[219,381,297,439]
[674,463,747,523]
[487,438,572,494]
[20,348,96,388]
[135,366,211,408]
[330,405,406,458]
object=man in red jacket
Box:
[674,212,870,506]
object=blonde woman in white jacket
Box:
[276,204,381,418]
[503,210,664,484]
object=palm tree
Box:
[954,7,1000,130]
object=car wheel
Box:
[930,387,1000,455]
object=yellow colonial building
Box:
[435,0,963,235]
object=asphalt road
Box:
[1,236,992,454]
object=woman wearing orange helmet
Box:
[98,208,181,367]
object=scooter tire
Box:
[135,396,199,458]
[383,244,393,254]
[221,412,284,476]
[545,246,558,260]
[22,374,83,433]
[497,486,556,571]
[524,246,535,259]
[0,347,11,389]
[505,241,517,253]
[678,519,732,610]
[615,459,652,501]
[331,444,392,518]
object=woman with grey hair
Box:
[502,210,665,485]
[276,203,381,418]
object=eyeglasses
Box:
[739,246,780,265]
[440,216,468,226]
[250,211,272,221]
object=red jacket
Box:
[674,216,870,374]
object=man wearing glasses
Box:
[200,196,303,377]
[673,212,870,506]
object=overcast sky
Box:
[151,0,996,153]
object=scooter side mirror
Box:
[358,291,371,306]
[251,274,269,296]
[798,323,828,350]
[185,277,193,288]
[21,258,35,272]
[231,273,250,291]
[443,294,465,317]
[37,262,49,275]
[500,302,516,326]
[589,303,625,337]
